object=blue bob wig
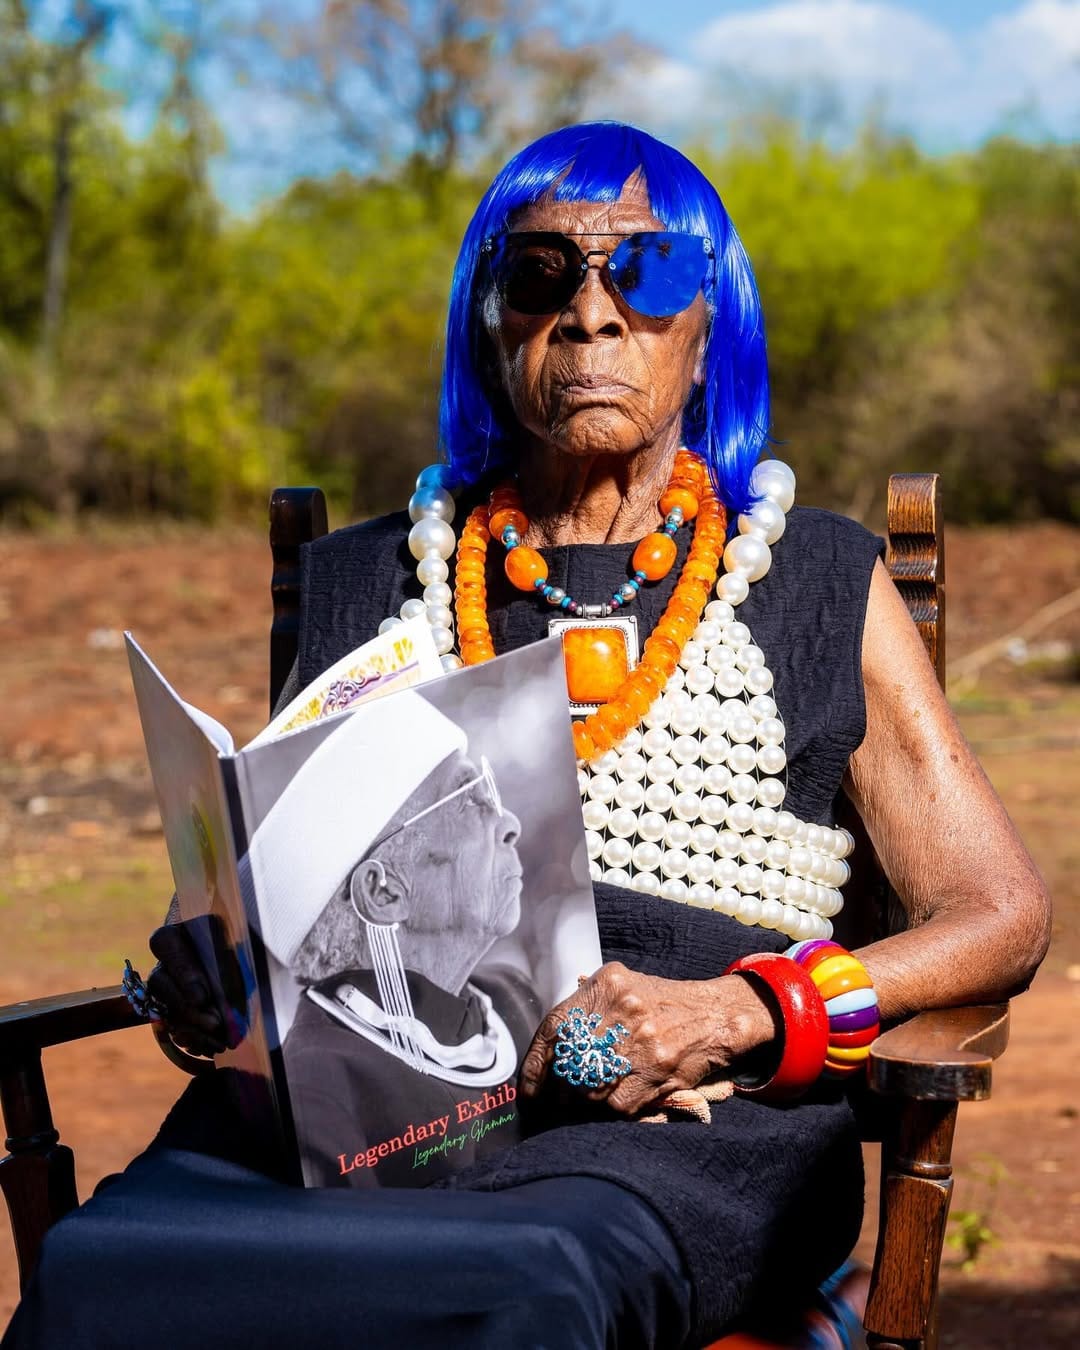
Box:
[439,121,770,518]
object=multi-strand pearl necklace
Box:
[380,456,853,942]
[576,602,851,942]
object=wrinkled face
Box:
[394,750,523,944]
[481,175,709,460]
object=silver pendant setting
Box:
[547,614,640,716]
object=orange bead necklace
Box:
[491,453,701,621]
[454,450,728,761]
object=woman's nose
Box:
[499,808,522,848]
[557,261,626,342]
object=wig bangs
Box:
[476,124,722,248]
[439,123,769,516]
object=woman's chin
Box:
[543,415,657,461]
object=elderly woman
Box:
[3,122,1050,1350]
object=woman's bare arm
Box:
[525,560,1052,1114]
[847,559,1052,1020]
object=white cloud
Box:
[600,54,704,134]
[978,1,1080,122]
[696,1,960,87]
[613,0,1080,147]
[986,0,1080,59]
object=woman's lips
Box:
[560,378,632,398]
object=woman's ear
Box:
[692,329,708,386]
[350,859,410,926]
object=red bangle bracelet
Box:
[724,953,829,1102]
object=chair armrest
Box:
[0,987,141,1059]
[0,986,210,1076]
[868,1004,1009,1102]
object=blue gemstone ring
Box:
[551,1007,632,1090]
[122,959,167,1022]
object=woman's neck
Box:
[515,436,680,548]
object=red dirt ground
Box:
[1,520,1078,1342]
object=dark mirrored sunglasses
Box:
[482,231,714,319]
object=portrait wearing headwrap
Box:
[245,688,541,1187]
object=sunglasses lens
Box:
[609,233,708,317]
[493,236,579,315]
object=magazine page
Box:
[125,635,280,1127]
[234,635,598,1190]
[247,615,442,748]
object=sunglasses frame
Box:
[362,754,503,860]
[481,230,715,319]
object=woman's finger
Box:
[519,976,605,1097]
[146,963,224,1038]
[519,1003,566,1096]
[148,923,212,1007]
[145,962,185,1016]
[605,1071,675,1117]
[168,1028,220,1058]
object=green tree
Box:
[248,0,648,189]
[0,22,1076,526]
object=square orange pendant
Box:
[548,616,640,715]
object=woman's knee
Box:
[485,1180,691,1349]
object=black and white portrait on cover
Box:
[245,637,597,1188]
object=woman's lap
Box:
[3,1065,864,1349]
[2,1146,692,1350]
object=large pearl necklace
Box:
[576,599,852,942]
[382,457,853,942]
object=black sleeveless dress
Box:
[3,505,882,1350]
[298,502,884,1326]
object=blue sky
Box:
[594,0,1079,153]
[609,0,1025,45]
[69,0,1079,207]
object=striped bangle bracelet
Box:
[785,939,880,1077]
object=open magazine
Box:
[127,621,600,1189]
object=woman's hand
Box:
[520,962,777,1117]
[146,923,227,1057]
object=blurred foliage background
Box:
[1,0,1077,527]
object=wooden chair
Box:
[0,474,1010,1350]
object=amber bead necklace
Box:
[489,448,706,621]
[455,450,729,762]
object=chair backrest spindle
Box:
[885,473,945,688]
[269,487,328,714]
